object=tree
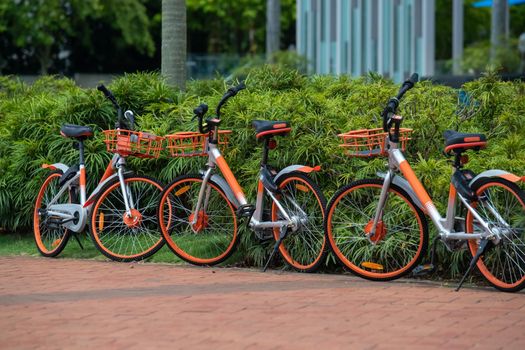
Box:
[0,0,154,74]
[266,0,281,60]
[162,0,187,90]
[490,0,509,62]
[186,0,295,55]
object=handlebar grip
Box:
[97,84,113,99]
[193,103,208,116]
[233,82,246,93]
[408,73,419,85]
[227,82,246,96]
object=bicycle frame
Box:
[42,152,135,233]
[192,142,300,232]
[370,136,506,242]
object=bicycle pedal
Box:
[236,204,255,219]
[411,264,435,276]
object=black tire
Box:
[325,179,428,281]
[466,178,525,292]
[89,174,165,262]
[271,172,327,272]
[158,174,239,266]
[33,170,71,257]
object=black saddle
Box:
[252,120,291,140]
[443,130,487,153]
[60,124,94,139]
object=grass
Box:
[0,231,245,265]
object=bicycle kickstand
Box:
[72,233,84,250]
[456,238,489,292]
[263,225,288,272]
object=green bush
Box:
[0,67,524,277]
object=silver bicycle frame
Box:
[371,135,500,242]
[190,142,298,232]
[44,153,136,232]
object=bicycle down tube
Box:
[191,143,294,231]
[372,141,492,242]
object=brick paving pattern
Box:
[1,256,524,349]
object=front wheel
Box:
[325,179,428,281]
[271,172,327,272]
[158,174,239,266]
[90,175,165,262]
[466,178,525,292]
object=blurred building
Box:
[296,0,435,82]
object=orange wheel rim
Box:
[466,181,525,289]
[271,176,325,270]
[158,177,238,265]
[34,173,67,254]
[91,178,163,260]
[326,183,425,279]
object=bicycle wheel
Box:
[33,171,71,257]
[271,172,327,272]
[466,178,525,292]
[90,174,165,262]
[325,179,428,280]
[158,174,238,265]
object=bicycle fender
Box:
[210,174,241,209]
[274,165,321,183]
[469,169,524,188]
[377,172,425,211]
[41,163,69,173]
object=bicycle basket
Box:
[165,130,232,157]
[103,129,164,159]
[338,128,413,157]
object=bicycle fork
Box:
[117,164,135,216]
[368,170,395,243]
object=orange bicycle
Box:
[325,74,525,292]
[158,83,327,272]
[34,85,165,261]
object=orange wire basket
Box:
[338,128,413,157]
[165,130,232,157]
[103,129,164,159]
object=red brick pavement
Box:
[0,256,524,350]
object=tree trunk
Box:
[490,0,509,63]
[162,0,186,90]
[266,0,281,61]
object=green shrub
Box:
[0,67,524,278]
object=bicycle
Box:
[158,83,327,272]
[325,74,525,292]
[34,85,166,261]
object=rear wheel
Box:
[325,179,428,280]
[33,171,71,257]
[158,174,239,265]
[271,173,327,272]
[90,175,165,262]
[466,178,525,292]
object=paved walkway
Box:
[0,256,524,350]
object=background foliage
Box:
[0,66,524,277]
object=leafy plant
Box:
[1,66,524,279]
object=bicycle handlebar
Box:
[216,82,246,117]
[382,73,418,132]
[193,103,209,134]
[97,84,125,128]
[191,83,246,134]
